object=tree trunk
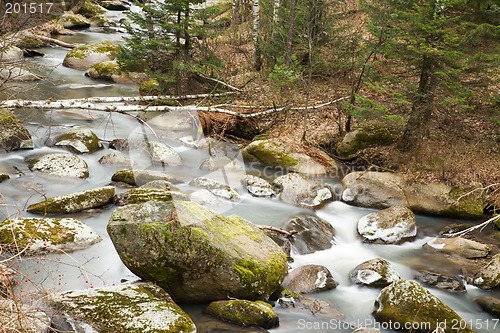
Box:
[285,0,297,68]
[232,0,241,26]
[253,0,262,70]
[400,55,435,151]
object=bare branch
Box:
[443,214,500,238]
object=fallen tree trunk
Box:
[36,36,77,49]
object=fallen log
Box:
[36,36,77,49]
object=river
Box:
[0,17,498,333]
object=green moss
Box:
[247,141,298,168]
[78,0,106,17]
[206,299,279,329]
[89,61,120,79]
[126,188,189,204]
[139,79,161,95]
[445,186,484,218]
[337,123,401,157]
[66,41,119,60]
[57,128,101,153]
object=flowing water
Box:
[0,23,498,333]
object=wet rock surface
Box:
[282,264,338,294]
[26,152,89,179]
[273,173,333,208]
[357,206,416,244]
[349,258,400,287]
[414,270,466,293]
[282,215,335,254]
[206,300,279,329]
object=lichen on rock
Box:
[0,108,33,152]
[26,152,89,179]
[206,299,279,329]
[55,127,102,153]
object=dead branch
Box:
[443,214,500,238]
[36,35,77,49]
[454,183,499,204]
[258,225,297,238]
[197,73,243,92]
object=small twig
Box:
[258,225,297,238]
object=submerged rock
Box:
[107,200,287,302]
[474,295,500,317]
[63,41,120,70]
[374,279,474,333]
[190,176,240,201]
[147,141,183,166]
[111,168,183,186]
[0,108,33,152]
[27,186,115,214]
[357,206,416,244]
[282,215,335,254]
[0,299,50,333]
[423,237,490,259]
[273,173,333,208]
[206,300,279,329]
[27,152,89,178]
[241,175,275,197]
[473,253,500,289]
[50,282,196,333]
[415,271,466,293]
[282,264,338,294]
[55,127,102,153]
[243,139,337,175]
[349,258,400,287]
[0,217,101,254]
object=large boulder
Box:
[26,152,89,178]
[0,109,33,152]
[54,127,102,153]
[78,0,107,17]
[206,300,279,329]
[357,206,416,244]
[63,41,120,70]
[273,173,333,208]
[50,282,196,333]
[0,299,50,333]
[282,215,335,254]
[85,60,133,83]
[473,253,500,289]
[0,217,101,254]
[349,258,400,287]
[243,139,337,175]
[423,237,490,259]
[27,186,115,214]
[282,264,338,294]
[341,172,407,209]
[374,279,474,333]
[107,200,288,303]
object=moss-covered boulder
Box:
[349,258,400,287]
[107,200,288,303]
[423,237,490,259]
[0,109,33,152]
[282,215,335,254]
[147,141,183,166]
[26,152,89,178]
[190,176,240,201]
[282,264,338,294]
[206,300,279,329]
[99,0,129,10]
[85,60,133,83]
[474,296,500,317]
[58,12,91,29]
[78,0,107,17]
[50,282,196,333]
[241,175,275,197]
[27,186,115,214]
[117,181,189,205]
[63,41,120,70]
[55,127,102,153]
[243,139,337,175]
[473,253,500,289]
[0,299,50,332]
[341,171,408,209]
[357,206,416,244]
[0,217,101,254]
[273,173,333,208]
[111,168,184,186]
[374,279,474,333]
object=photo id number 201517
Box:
[4,2,53,14]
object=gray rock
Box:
[63,41,120,70]
[26,186,115,214]
[423,237,490,259]
[374,279,474,333]
[282,264,338,294]
[0,299,50,332]
[415,271,466,293]
[118,182,188,205]
[58,12,91,29]
[349,258,400,287]
[200,156,242,171]
[241,175,275,197]
[206,300,279,329]
[0,45,23,62]
[98,153,135,167]
[107,200,287,303]
[243,139,337,175]
[110,138,129,151]
[190,189,224,206]
[341,172,407,209]
[0,217,101,254]
[282,215,335,254]
[357,206,417,244]
[273,173,333,208]
[50,282,196,333]
[0,108,33,152]
[0,66,40,81]
[276,291,344,320]
[190,176,240,201]
[147,141,182,166]
[111,168,184,186]
[474,295,500,317]
[27,153,89,179]
[55,127,102,153]
[264,230,292,262]
[473,253,500,289]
